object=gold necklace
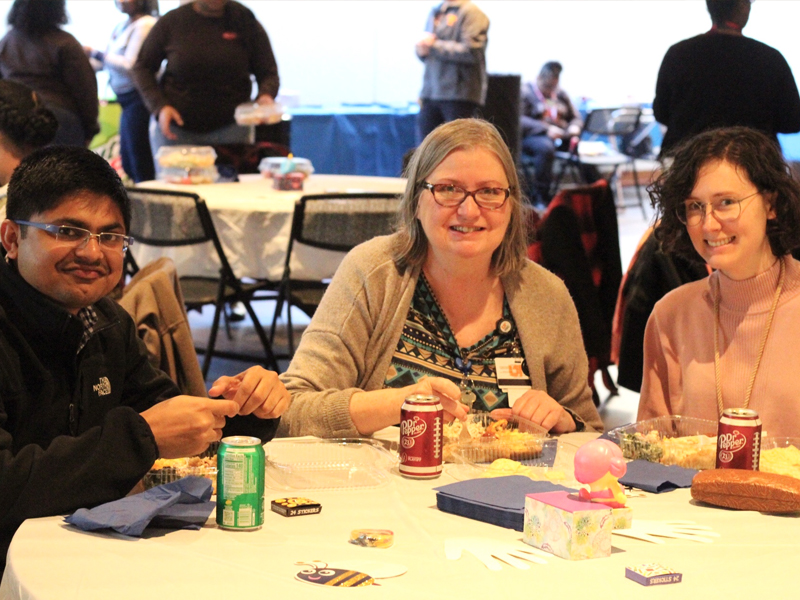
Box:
[713,257,785,417]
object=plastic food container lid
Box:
[234,101,284,125]
[155,145,217,168]
[607,415,718,469]
[761,436,800,450]
[265,438,397,491]
[258,156,314,177]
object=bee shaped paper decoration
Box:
[295,561,377,587]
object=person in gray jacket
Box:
[415,1,489,143]
[279,119,603,438]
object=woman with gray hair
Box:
[279,118,602,438]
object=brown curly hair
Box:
[650,126,800,262]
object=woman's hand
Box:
[349,377,467,436]
[158,105,184,140]
[408,376,468,424]
[496,389,576,433]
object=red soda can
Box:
[716,408,762,470]
[399,394,443,479]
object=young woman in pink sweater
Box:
[639,127,800,437]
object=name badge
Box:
[495,357,531,407]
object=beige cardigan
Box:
[278,235,603,437]
[118,257,207,398]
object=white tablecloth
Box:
[1,432,797,599]
[134,174,406,281]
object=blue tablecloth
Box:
[289,104,418,177]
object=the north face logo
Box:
[93,377,111,396]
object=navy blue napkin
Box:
[434,476,577,531]
[65,476,215,536]
[619,460,698,493]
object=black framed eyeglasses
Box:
[14,220,134,253]
[675,191,760,227]
[422,182,511,210]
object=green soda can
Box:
[216,436,265,530]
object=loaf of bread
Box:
[691,469,800,513]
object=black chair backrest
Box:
[583,107,641,138]
[126,187,238,281]
[127,188,209,247]
[291,193,402,253]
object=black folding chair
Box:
[552,107,647,218]
[125,187,279,376]
[270,192,402,355]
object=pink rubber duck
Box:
[573,439,627,508]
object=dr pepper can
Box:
[399,394,443,479]
[716,408,762,470]
[216,436,265,530]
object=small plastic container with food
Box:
[607,415,718,470]
[143,455,218,492]
[155,146,218,184]
[760,437,800,480]
[272,171,305,191]
[444,412,558,481]
[234,101,284,126]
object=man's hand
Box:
[256,94,275,105]
[208,366,290,419]
[416,33,436,57]
[498,389,575,433]
[158,105,184,140]
[546,124,566,140]
[408,377,468,423]
[141,396,239,458]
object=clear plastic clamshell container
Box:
[444,412,557,481]
[258,156,314,178]
[143,457,218,493]
[264,438,398,491]
[157,166,218,185]
[607,415,718,470]
[760,437,800,479]
[155,145,218,184]
[234,101,284,126]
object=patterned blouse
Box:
[383,274,523,412]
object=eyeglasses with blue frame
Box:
[13,220,134,253]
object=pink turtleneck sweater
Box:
[638,256,800,437]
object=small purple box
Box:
[625,564,683,586]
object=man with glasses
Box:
[654,0,800,156]
[0,146,289,574]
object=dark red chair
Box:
[527,180,623,404]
